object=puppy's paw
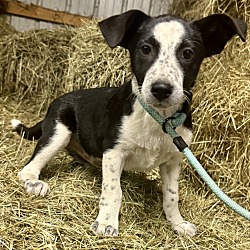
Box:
[172,221,197,237]
[24,180,50,197]
[91,220,118,237]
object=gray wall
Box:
[7,0,173,31]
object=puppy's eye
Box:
[141,45,151,55]
[182,49,194,59]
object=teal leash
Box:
[137,96,250,221]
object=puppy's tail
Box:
[11,119,43,140]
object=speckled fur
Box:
[12,9,247,238]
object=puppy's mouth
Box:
[146,95,182,107]
[132,78,186,110]
[152,102,170,109]
[143,94,186,111]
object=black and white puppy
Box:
[12,10,247,237]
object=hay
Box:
[0,0,250,249]
[171,0,250,21]
[171,0,250,195]
[0,16,16,36]
[0,21,130,108]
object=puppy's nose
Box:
[151,82,173,101]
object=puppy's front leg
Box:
[160,153,197,237]
[91,150,124,236]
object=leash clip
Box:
[162,113,188,152]
[162,112,186,133]
[162,116,177,133]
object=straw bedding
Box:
[0,0,249,249]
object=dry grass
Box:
[0,0,250,249]
[0,21,130,108]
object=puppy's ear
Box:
[99,10,150,48]
[193,14,247,57]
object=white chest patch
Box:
[113,100,192,172]
[141,21,186,106]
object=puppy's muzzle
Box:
[151,81,173,102]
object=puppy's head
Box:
[99,10,247,109]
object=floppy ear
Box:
[193,14,247,57]
[99,9,150,48]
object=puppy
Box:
[11,10,247,237]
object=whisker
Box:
[183,93,191,103]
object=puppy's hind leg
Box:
[19,121,71,197]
